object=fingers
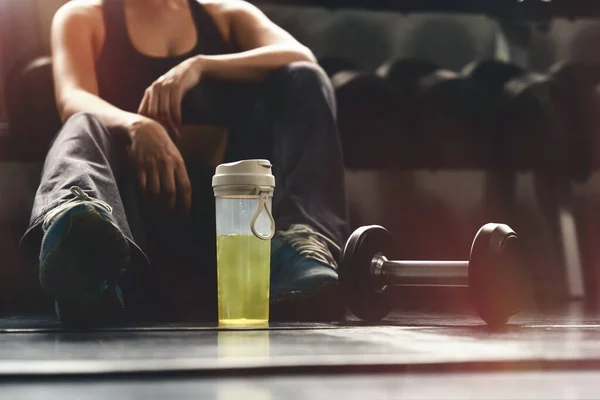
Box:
[137,168,147,196]
[171,86,183,128]
[130,118,188,215]
[147,87,158,120]
[138,84,159,120]
[168,88,182,141]
[175,162,192,215]
[158,88,171,127]
[159,159,177,212]
[133,156,158,211]
[147,161,161,198]
[138,157,187,215]
[138,91,149,116]
[159,88,180,141]
[139,81,182,141]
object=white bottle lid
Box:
[212,159,276,241]
[212,159,275,188]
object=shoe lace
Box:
[275,224,341,269]
[42,186,113,230]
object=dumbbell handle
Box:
[373,255,469,287]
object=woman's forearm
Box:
[58,89,142,135]
[193,44,316,82]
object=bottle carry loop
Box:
[251,186,275,241]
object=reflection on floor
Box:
[4,371,600,400]
[0,304,599,399]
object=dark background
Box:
[2,0,600,315]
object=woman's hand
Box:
[138,57,203,141]
[127,116,192,215]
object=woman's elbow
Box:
[296,46,317,64]
[280,43,316,64]
[55,95,75,124]
[55,99,68,123]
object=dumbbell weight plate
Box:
[332,71,399,169]
[419,69,496,167]
[340,225,392,321]
[319,57,360,78]
[549,62,600,182]
[462,59,525,96]
[469,223,520,327]
[502,72,558,170]
[420,69,493,124]
[377,58,439,96]
[461,60,525,168]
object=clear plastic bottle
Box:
[212,160,275,327]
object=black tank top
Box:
[96,0,238,120]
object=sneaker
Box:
[269,224,344,321]
[39,186,130,324]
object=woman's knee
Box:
[58,112,115,143]
[266,61,336,111]
[62,112,104,130]
[50,112,123,159]
[276,61,328,80]
[61,112,108,133]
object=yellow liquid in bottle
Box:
[217,234,271,326]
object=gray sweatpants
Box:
[20,62,349,319]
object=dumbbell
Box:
[319,56,360,78]
[339,223,522,326]
[381,59,491,126]
[377,58,495,167]
[500,62,600,178]
[461,59,526,166]
[547,61,600,182]
[462,59,526,96]
[377,58,439,102]
[331,70,400,169]
[500,70,556,170]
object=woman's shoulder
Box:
[52,0,105,58]
[192,0,247,43]
[196,0,258,15]
[53,0,103,26]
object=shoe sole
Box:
[270,280,345,322]
[39,207,131,308]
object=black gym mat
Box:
[0,310,492,333]
[0,315,349,333]
[4,370,600,400]
[1,308,600,378]
[3,310,595,333]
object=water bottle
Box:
[212,159,275,326]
